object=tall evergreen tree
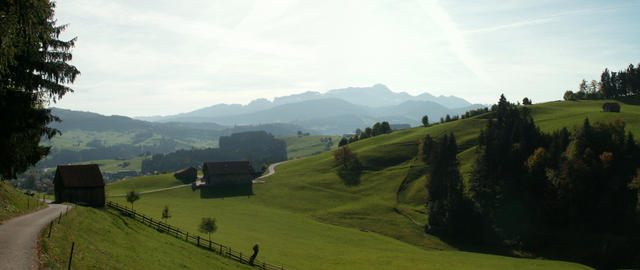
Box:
[599,68,613,98]
[0,0,80,179]
[468,94,543,242]
[422,115,429,127]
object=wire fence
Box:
[106,201,287,270]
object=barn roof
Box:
[175,166,196,174]
[203,161,254,175]
[55,164,105,187]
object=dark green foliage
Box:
[522,97,532,105]
[199,217,218,241]
[338,137,348,147]
[364,127,373,138]
[549,118,639,233]
[0,0,80,179]
[422,115,429,127]
[453,95,640,268]
[468,94,545,244]
[563,90,577,101]
[460,107,489,119]
[141,131,287,173]
[333,146,362,186]
[162,205,171,223]
[422,133,477,238]
[343,121,392,145]
[333,146,360,170]
[126,190,140,210]
[566,64,640,100]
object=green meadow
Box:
[41,129,218,151]
[109,187,589,270]
[39,206,251,270]
[51,99,640,269]
[106,173,186,196]
[277,135,342,159]
[0,181,46,221]
[77,157,147,172]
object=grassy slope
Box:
[109,187,587,270]
[106,173,186,196]
[0,181,46,221]
[77,156,146,172]
[530,99,640,135]
[39,206,251,270]
[277,135,342,159]
[101,99,639,269]
[41,130,218,150]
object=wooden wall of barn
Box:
[55,187,105,207]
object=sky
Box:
[51,0,640,117]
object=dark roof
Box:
[203,161,254,175]
[55,164,105,187]
[175,166,196,174]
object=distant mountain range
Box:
[42,84,484,166]
[137,84,483,134]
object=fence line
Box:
[106,201,287,270]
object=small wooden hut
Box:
[202,161,254,186]
[603,102,621,112]
[174,166,197,183]
[54,164,105,207]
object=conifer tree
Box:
[1,1,80,179]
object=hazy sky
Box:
[52,0,640,117]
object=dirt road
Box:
[0,204,70,270]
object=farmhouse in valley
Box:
[202,161,254,186]
[174,166,197,183]
[54,164,105,207]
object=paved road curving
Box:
[110,160,291,196]
[109,184,191,197]
[254,160,290,183]
[0,204,71,270]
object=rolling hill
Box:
[98,98,640,269]
[38,108,304,168]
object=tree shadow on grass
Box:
[336,168,362,186]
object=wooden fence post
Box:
[47,222,53,238]
[58,212,62,224]
[197,236,200,246]
[67,241,75,270]
[186,232,188,241]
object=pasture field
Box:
[41,129,218,151]
[277,135,342,159]
[105,173,186,196]
[529,99,640,135]
[100,99,640,269]
[76,156,147,172]
[109,187,589,270]
[39,206,251,270]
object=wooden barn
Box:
[54,164,105,207]
[603,102,621,112]
[174,166,197,183]
[202,161,254,186]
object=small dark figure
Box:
[248,244,259,265]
